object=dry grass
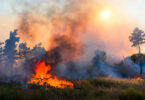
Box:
[0,78,145,100]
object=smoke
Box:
[57,50,120,79]
[13,0,137,59]
[0,0,141,83]
[115,57,140,78]
[15,0,91,50]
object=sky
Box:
[0,0,145,58]
[0,0,15,41]
[1,0,145,29]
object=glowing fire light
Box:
[28,61,74,89]
[135,77,144,81]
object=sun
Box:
[101,11,111,19]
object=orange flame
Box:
[28,61,74,88]
[135,77,144,81]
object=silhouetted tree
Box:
[129,27,145,75]
[130,53,145,64]
[88,50,108,77]
[92,50,106,65]
[21,43,46,74]
[30,43,46,59]
[3,30,20,80]
[0,42,4,63]
[19,42,30,59]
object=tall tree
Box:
[3,30,20,79]
[129,27,145,75]
[0,42,4,63]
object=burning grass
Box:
[0,78,145,100]
[28,60,74,89]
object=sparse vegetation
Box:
[0,78,145,100]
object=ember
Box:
[135,77,144,81]
[28,61,74,89]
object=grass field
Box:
[0,78,145,100]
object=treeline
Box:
[0,29,144,82]
[0,30,46,82]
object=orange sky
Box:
[0,15,17,41]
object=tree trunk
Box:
[138,45,143,75]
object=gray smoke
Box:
[0,0,142,84]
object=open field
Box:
[0,78,145,100]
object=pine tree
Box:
[3,30,20,80]
[19,42,30,59]
[0,42,4,63]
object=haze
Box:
[0,0,145,59]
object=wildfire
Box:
[28,61,74,89]
[135,77,144,81]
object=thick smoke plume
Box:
[0,30,141,83]
[0,0,142,83]
[14,0,136,58]
[16,0,91,50]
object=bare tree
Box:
[129,27,145,75]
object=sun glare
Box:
[101,11,111,19]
